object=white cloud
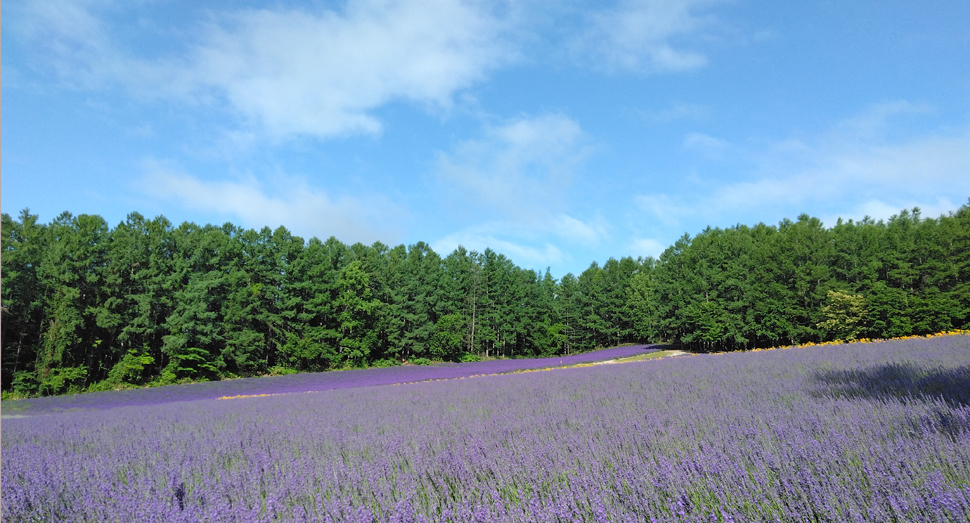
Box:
[429,211,607,270]
[819,197,963,227]
[12,0,730,142]
[550,214,608,246]
[142,162,404,244]
[431,230,564,267]
[635,102,970,227]
[9,0,123,87]
[12,0,105,48]
[629,237,667,258]
[682,132,730,158]
[184,0,513,139]
[728,123,970,217]
[649,101,708,123]
[580,0,723,72]
[432,114,606,269]
[834,100,934,139]
[634,193,681,226]
[436,113,592,220]
[13,0,733,141]
[14,0,515,140]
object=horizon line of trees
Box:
[632,202,970,352]
[1,209,641,397]
[3,200,968,397]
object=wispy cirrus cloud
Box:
[637,102,970,229]
[628,237,667,259]
[633,193,681,226]
[142,161,405,244]
[682,131,730,159]
[431,228,565,267]
[645,101,709,123]
[577,0,725,72]
[429,212,609,269]
[431,113,608,267]
[435,113,595,223]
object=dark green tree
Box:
[1,210,49,394]
[335,260,382,366]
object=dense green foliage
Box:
[635,203,970,351]
[3,201,969,396]
[1,210,640,396]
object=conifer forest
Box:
[2,201,969,397]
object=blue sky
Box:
[4,0,970,276]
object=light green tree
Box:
[817,290,868,341]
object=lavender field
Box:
[3,337,970,522]
[0,345,656,416]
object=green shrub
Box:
[410,358,432,366]
[1,390,30,401]
[372,358,400,368]
[10,371,39,397]
[267,366,299,376]
[38,367,88,396]
[107,349,155,385]
[86,380,136,393]
[460,353,482,363]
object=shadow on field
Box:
[810,362,970,408]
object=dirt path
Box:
[591,349,692,365]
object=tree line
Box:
[3,201,968,396]
[1,210,641,396]
[630,203,970,351]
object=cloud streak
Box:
[637,103,970,229]
[143,162,405,244]
[629,237,667,259]
[431,228,565,268]
[579,0,723,72]
[436,113,592,221]
[432,113,607,265]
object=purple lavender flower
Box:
[3,336,969,522]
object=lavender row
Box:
[3,336,969,522]
[2,345,657,415]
